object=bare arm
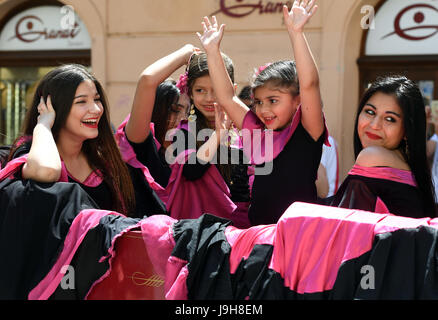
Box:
[125,44,198,143]
[22,96,62,182]
[197,16,249,129]
[315,164,329,198]
[284,1,324,141]
[196,103,230,162]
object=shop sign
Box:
[211,0,293,18]
[0,5,91,51]
[365,0,438,55]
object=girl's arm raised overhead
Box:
[125,44,199,143]
[284,1,324,141]
[22,96,62,182]
[197,16,249,129]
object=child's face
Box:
[60,79,104,142]
[357,92,405,150]
[191,75,217,122]
[253,86,299,130]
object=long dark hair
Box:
[151,79,181,148]
[353,75,436,217]
[186,52,235,183]
[9,64,135,215]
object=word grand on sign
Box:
[8,15,80,43]
[211,0,293,18]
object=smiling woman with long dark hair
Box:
[6,64,166,217]
[330,75,436,218]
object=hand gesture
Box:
[37,95,56,129]
[283,0,318,32]
[196,16,225,53]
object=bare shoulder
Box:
[356,146,410,170]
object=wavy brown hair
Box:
[9,64,135,215]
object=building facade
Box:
[0,0,437,180]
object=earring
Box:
[188,104,197,122]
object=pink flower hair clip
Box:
[254,62,272,77]
[176,71,189,95]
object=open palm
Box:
[197,16,225,52]
[284,0,318,32]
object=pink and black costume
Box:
[329,164,427,218]
[242,107,329,225]
[141,202,438,300]
[164,120,251,227]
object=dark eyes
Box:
[254,99,278,106]
[363,108,397,122]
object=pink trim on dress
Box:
[349,164,417,187]
[28,209,125,300]
[241,106,330,165]
[114,114,166,193]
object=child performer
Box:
[198,0,328,225]
[167,52,252,227]
[117,44,198,189]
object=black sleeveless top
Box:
[248,123,324,225]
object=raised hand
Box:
[283,0,318,32]
[37,95,56,129]
[196,16,225,52]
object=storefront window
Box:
[0,67,55,145]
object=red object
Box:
[87,230,165,300]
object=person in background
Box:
[238,85,253,109]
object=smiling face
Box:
[253,85,300,130]
[357,92,405,150]
[59,79,104,142]
[190,75,217,122]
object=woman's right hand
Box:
[37,95,56,129]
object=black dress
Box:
[242,109,325,226]
[329,164,427,218]
[11,141,167,218]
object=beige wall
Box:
[0,0,372,180]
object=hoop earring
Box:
[188,104,197,122]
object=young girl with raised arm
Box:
[199,0,327,225]
[116,44,197,189]
[167,52,251,227]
